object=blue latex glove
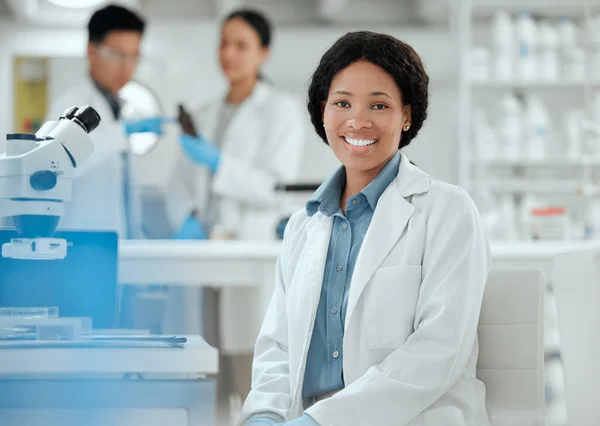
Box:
[179,133,221,174]
[173,215,208,240]
[124,117,174,136]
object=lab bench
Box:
[0,335,218,426]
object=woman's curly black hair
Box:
[307,31,429,149]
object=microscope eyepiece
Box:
[72,106,101,133]
[59,105,101,134]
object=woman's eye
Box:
[372,104,387,110]
[335,101,350,108]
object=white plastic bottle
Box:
[538,20,560,81]
[591,90,600,123]
[524,95,551,160]
[558,16,578,47]
[499,195,519,240]
[589,15,600,79]
[491,10,515,81]
[472,109,498,161]
[558,16,584,80]
[586,199,600,239]
[564,109,583,160]
[470,47,491,81]
[516,12,538,81]
[497,92,523,160]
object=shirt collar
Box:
[361,150,401,210]
[306,166,345,217]
[92,77,122,120]
[306,150,401,217]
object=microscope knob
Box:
[73,105,101,133]
[30,170,57,191]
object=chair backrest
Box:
[552,249,600,426]
[477,268,545,426]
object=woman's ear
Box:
[403,104,413,129]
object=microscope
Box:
[0,105,100,260]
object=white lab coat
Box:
[240,153,492,426]
[165,81,306,352]
[45,78,142,238]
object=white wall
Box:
[0,20,459,191]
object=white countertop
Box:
[490,241,600,260]
[0,335,217,375]
[118,240,280,285]
[119,239,600,261]
[118,239,600,285]
[119,240,282,260]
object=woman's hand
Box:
[173,215,208,240]
[179,133,221,174]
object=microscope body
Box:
[0,106,100,259]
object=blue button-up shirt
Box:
[302,151,401,399]
[245,152,401,426]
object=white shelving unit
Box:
[457,3,600,425]
[459,0,600,211]
[458,0,600,193]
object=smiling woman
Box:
[239,31,492,426]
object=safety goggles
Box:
[93,43,141,65]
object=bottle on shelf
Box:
[496,92,523,160]
[564,109,583,160]
[516,11,538,81]
[491,10,515,81]
[469,47,492,82]
[472,108,498,161]
[587,15,600,79]
[559,16,585,81]
[538,20,560,81]
[499,194,519,240]
[523,94,552,160]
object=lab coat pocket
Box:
[364,264,422,350]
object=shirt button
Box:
[332,351,339,359]
[331,306,338,314]
[341,222,348,230]
[336,264,343,272]
[351,199,357,205]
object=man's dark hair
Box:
[87,4,146,44]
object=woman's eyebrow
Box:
[331,90,392,99]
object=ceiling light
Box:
[47,0,107,9]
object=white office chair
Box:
[552,249,600,426]
[477,268,546,426]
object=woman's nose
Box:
[346,112,372,130]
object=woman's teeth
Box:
[344,137,376,147]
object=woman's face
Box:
[219,17,268,83]
[322,60,411,173]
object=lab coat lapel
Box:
[345,153,430,329]
[304,212,333,325]
[292,212,333,402]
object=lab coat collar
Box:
[218,80,271,107]
[394,152,431,198]
[306,151,402,217]
[89,75,123,120]
[206,80,272,143]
